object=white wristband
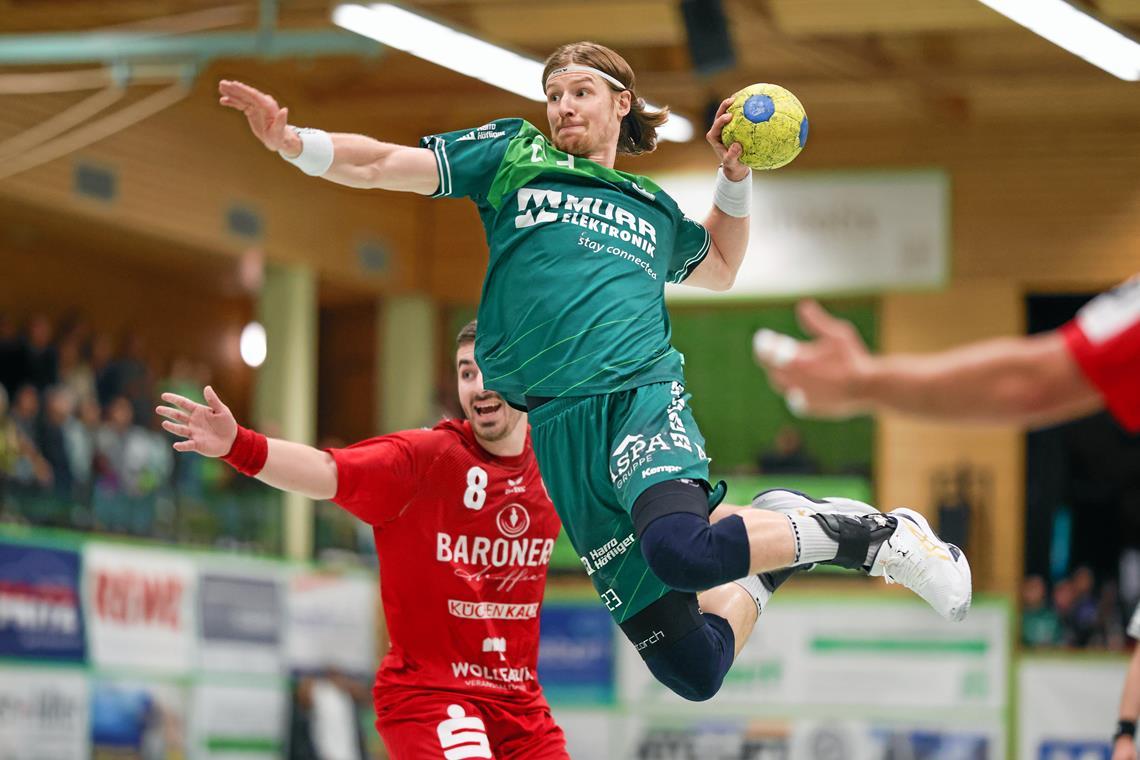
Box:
[713,166,752,218]
[279,127,334,176]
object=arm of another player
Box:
[156,386,338,500]
[757,300,1104,426]
[683,98,751,292]
[1112,643,1140,760]
[218,79,439,194]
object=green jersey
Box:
[421,119,710,407]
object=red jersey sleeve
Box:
[1060,277,1140,432]
[327,429,447,525]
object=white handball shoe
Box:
[753,490,973,622]
[869,507,973,623]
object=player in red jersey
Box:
[156,321,569,760]
[754,275,1140,431]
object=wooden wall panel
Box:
[876,282,1025,596]
[318,300,378,445]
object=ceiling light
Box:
[333,3,693,140]
[977,0,1140,81]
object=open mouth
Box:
[473,400,502,418]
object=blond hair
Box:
[542,42,669,156]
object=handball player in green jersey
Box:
[220,41,972,702]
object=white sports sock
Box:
[787,514,840,564]
[732,574,772,615]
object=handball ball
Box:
[720,83,808,170]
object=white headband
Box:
[544,64,627,91]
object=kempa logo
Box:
[496,503,530,539]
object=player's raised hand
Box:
[218,79,302,157]
[705,96,747,181]
[754,300,874,419]
[156,385,238,457]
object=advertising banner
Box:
[618,595,1008,714]
[91,677,188,760]
[285,571,376,676]
[1018,657,1126,760]
[661,170,949,299]
[0,666,89,760]
[538,601,615,704]
[84,544,196,673]
[198,570,284,674]
[0,541,86,661]
[191,680,287,760]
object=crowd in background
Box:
[1021,567,1136,651]
[0,312,286,551]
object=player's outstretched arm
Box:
[684,97,751,292]
[218,79,439,194]
[157,386,338,500]
[1112,644,1140,759]
[756,300,1104,426]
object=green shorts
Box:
[528,381,719,624]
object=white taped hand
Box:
[753,328,801,367]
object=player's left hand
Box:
[755,300,874,419]
[706,96,748,182]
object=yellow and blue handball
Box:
[720,83,808,170]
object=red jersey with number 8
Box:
[328,418,560,708]
[1061,275,1140,433]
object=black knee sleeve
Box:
[619,591,734,703]
[633,480,751,593]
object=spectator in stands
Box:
[57,332,96,409]
[1053,578,1080,648]
[10,384,40,442]
[23,315,57,392]
[91,332,117,408]
[757,424,819,475]
[94,396,135,531]
[1021,575,1062,648]
[1099,578,1126,651]
[1065,566,1102,647]
[0,315,21,397]
[37,385,76,504]
[0,384,52,511]
[109,333,152,425]
[67,397,100,514]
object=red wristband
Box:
[221,425,268,476]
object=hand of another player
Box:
[755,300,874,419]
[705,96,748,182]
[218,79,302,157]
[156,385,238,458]
[1112,735,1136,760]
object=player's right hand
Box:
[1112,735,1135,760]
[218,79,302,157]
[156,385,238,458]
